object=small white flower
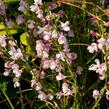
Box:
[61,21,70,31]
[42,59,50,69]
[35,82,42,91]
[27,20,35,29]
[18,0,29,12]
[106,90,109,100]
[30,4,39,12]
[34,0,42,5]
[89,59,100,71]
[4,69,10,76]
[87,43,98,53]
[43,31,51,41]
[49,60,56,70]
[93,89,100,99]
[52,30,58,38]
[56,72,65,80]
[14,81,20,88]
[0,35,6,47]
[38,91,47,100]
[58,33,67,44]
[76,66,83,75]
[16,15,24,25]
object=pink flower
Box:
[8,47,23,60]
[27,20,35,29]
[56,51,65,61]
[90,30,97,36]
[56,91,63,99]
[52,30,58,38]
[43,31,51,41]
[42,59,50,69]
[49,59,57,70]
[13,77,20,88]
[16,15,24,25]
[87,43,98,53]
[40,71,45,79]
[36,40,44,56]
[38,91,47,100]
[61,21,70,31]
[106,90,109,100]
[58,33,67,44]
[18,0,29,12]
[89,59,100,71]
[93,89,100,99]
[62,82,73,96]
[0,35,7,47]
[0,0,7,15]
[8,40,16,47]
[68,30,75,37]
[5,61,14,69]
[67,52,77,61]
[30,4,39,12]
[35,82,42,91]
[34,0,42,5]
[76,66,83,75]
[56,72,65,80]
[4,69,10,76]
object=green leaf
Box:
[0,29,18,35]
[0,22,18,35]
[4,0,19,3]
[20,32,28,45]
[26,45,32,55]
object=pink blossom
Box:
[40,71,45,79]
[18,0,29,12]
[58,33,67,44]
[68,30,75,37]
[106,90,109,100]
[27,20,35,29]
[36,40,44,56]
[61,21,70,31]
[43,31,51,41]
[16,15,24,25]
[62,82,73,96]
[87,43,98,53]
[49,59,57,70]
[0,35,7,47]
[97,38,107,53]
[76,66,83,75]
[13,77,20,88]
[89,59,100,71]
[8,40,16,47]
[35,82,42,91]
[56,91,63,99]
[34,0,42,5]
[56,51,65,61]
[42,59,50,69]
[90,30,97,36]
[8,47,23,60]
[93,89,100,99]
[3,69,10,76]
[5,61,14,69]
[0,0,7,15]
[30,4,39,12]
[52,30,58,38]
[67,52,77,61]
[47,94,53,100]
[56,72,65,80]
[38,91,47,100]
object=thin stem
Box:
[19,87,24,109]
[1,89,15,109]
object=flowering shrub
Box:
[0,0,109,109]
